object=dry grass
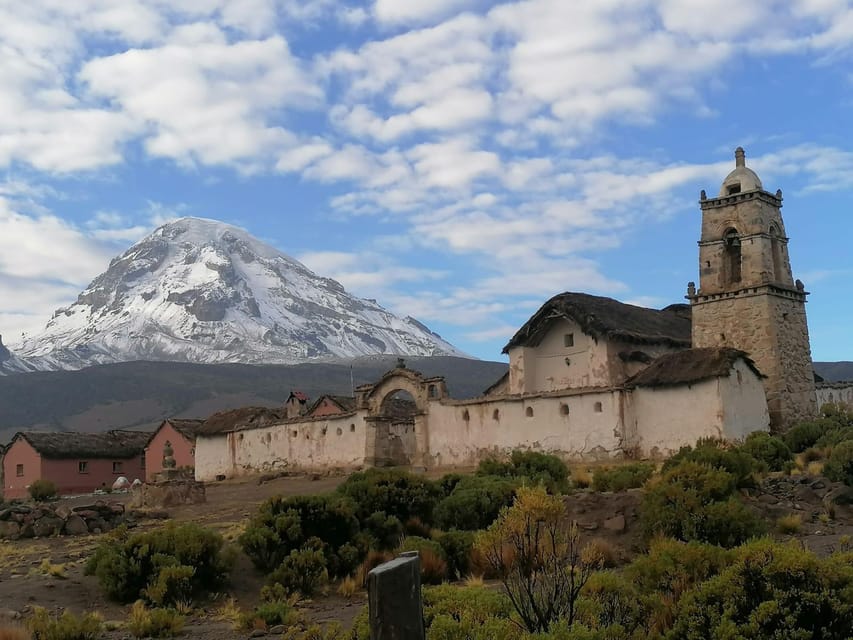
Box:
[571,467,592,489]
[0,626,30,640]
[463,574,484,587]
[418,547,448,585]
[839,535,852,552]
[214,597,244,630]
[583,538,619,568]
[354,550,394,587]
[806,461,825,475]
[34,559,67,579]
[777,513,803,535]
[336,576,358,599]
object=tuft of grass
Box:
[818,512,832,525]
[36,559,67,579]
[463,574,484,587]
[806,461,825,476]
[214,598,244,631]
[355,550,394,588]
[26,607,102,640]
[336,576,358,599]
[173,601,193,617]
[583,538,619,568]
[0,625,31,640]
[777,513,803,535]
[127,601,185,638]
[839,534,852,552]
[571,467,592,489]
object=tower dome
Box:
[718,147,762,197]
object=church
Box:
[192,148,819,479]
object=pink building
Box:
[305,395,357,418]
[2,430,149,500]
[145,419,204,481]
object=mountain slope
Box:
[11,217,464,371]
[814,362,853,383]
[0,356,508,443]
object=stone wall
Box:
[0,501,129,539]
[816,383,853,409]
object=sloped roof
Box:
[196,406,287,435]
[503,292,691,353]
[288,391,309,403]
[626,347,763,388]
[305,395,357,416]
[15,429,150,459]
[160,419,205,442]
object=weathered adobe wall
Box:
[41,456,146,497]
[194,413,368,481]
[605,340,682,384]
[628,361,769,459]
[692,291,816,429]
[816,384,853,409]
[147,423,195,481]
[425,391,625,467]
[508,319,613,394]
[2,439,42,500]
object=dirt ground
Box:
[1,471,851,639]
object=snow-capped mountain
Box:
[9,217,465,372]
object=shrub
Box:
[641,461,765,547]
[248,600,300,630]
[354,550,394,588]
[422,584,514,626]
[437,473,464,498]
[625,538,732,600]
[361,512,404,551]
[824,440,853,486]
[403,516,432,539]
[336,576,358,598]
[476,486,601,632]
[670,539,853,639]
[26,609,102,640]
[436,530,476,579]
[433,475,516,531]
[815,426,853,449]
[591,463,655,492]
[740,431,793,471]
[27,479,57,502]
[399,536,447,585]
[85,523,231,605]
[576,571,645,634]
[783,419,834,453]
[268,547,328,598]
[126,601,185,638]
[336,469,442,524]
[776,513,803,534]
[239,494,360,578]
[477,450,570,492]
[662,438,758,487]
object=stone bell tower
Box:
[687,147,816,430]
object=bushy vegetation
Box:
[433,475,517,531]
[85,523,232,605]
[739,431,793,471]
[662,438,758,488]
[591,463,655,492]
[27,479,57,502]
[239,494,360,579]
[641,461,765,547]
[477,450,570,492]
[435,530,476,580]
[26,609,102,640]
[399,536,448,585]
[336,468,442,524]
[126,602,185,638]
[268,547,328,597]
[824,439,853,486]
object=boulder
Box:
[54,505,72,520]
[603,514,626,532]
[63,515,89,536]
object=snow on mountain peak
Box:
[11,217,465,372]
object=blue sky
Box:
[1,0,852,363]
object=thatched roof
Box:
[305,395,356,416]
[15,429,150,459]
[196,406,287,435]
[626,347,763,388]
[503,292,691,353]
[158,419,205,442]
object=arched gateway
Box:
[357,360,447,469]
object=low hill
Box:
[0,356,508,443]
[814,362,853,383]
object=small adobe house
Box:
[3,430,149,499]
[145,419,205,481]
[305,395,357,418]
[285,391,309,418]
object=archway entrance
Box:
[366,389,419,467]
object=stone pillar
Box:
[411,413,429,472]
[368,551,425,640]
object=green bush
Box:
[670,539,853,639]
[268,547,328,597]
[662,438,758,487]
[399,536,447,584]
[477,450,570,492]
[824,440,853,486]
[591,463,655,492]
[85,523,231,605]
[423,584,514,626]
[28,479,57,502]
[433,475,516,531]
[815,426,853,449]
[437,473,465,498]
[361,511,404,551]
[239,494,360,578]
[336,468,442,525]
[641,461,765,547]
[576,571,645,634]
[26,608,102,640]
[436,530,476,580]
[625,538,732,599]
[740,431,793,471]
[127,601,185,638]
[249,601,300,629]
[784,419,835,453]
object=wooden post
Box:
[368,551,425,640]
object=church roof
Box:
[196,406,287,435]
[503,292,691,353]
[626,347,763,388]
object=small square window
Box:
[564,333,574,348]
[16,464,23,477]
[112,461,123,474]
[78,461,89,474]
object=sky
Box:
[1,0,852,364]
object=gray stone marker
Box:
[368,551,425,640]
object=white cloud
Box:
[372,0,481,26]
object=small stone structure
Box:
[0,500,130,539]
[129,478,206,508]
[368,551,425,640]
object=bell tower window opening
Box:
[724,229,742,285]
[726,182,741,195]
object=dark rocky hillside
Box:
[814,361,853,382]
[0,356,507,442]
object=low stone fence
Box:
[0,500,131,539]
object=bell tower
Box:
[688,147,816,430]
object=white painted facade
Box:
[816,383,853,409]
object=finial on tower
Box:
[735,147,745,168]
